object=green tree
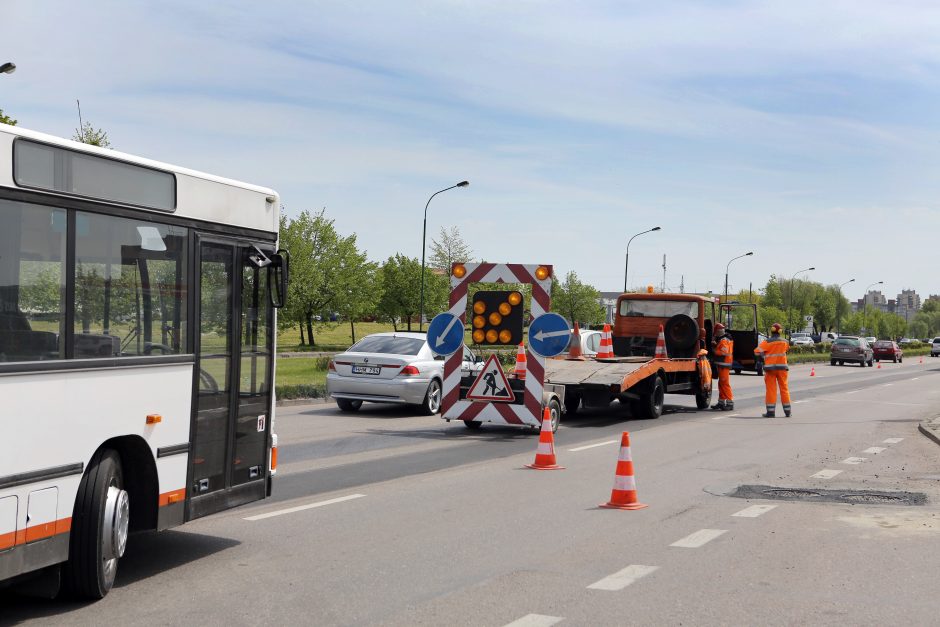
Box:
[908,320,928,339]
[376,254,448,330]
[550,271,604,327]
[429,226,473,272]
[332,247,382,344]
[0,109,17,126]
[73,121,110,147]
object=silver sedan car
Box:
[327,332,482,414]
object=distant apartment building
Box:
[853,290,891,313]
[895,289,921,320]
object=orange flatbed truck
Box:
[543,292,719,420]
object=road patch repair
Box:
[919,415,940,447]
[728,485,927,506]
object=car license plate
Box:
[352,365,381,375]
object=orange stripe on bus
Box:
[0,530,15,550]
[25,522,57,544]
[0,516,72,550]
[159,488,186,507]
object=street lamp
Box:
[786,266,815,333]
[419,180,469,331]
[0,62,15,75]
[862,280,883,337]
[724,251,754,301]
[623,226,661,292]
[836,278,855,332]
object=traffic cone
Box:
[877,361,882,369]
[566,322,586,361]
[654,325,668,359]
[525,407,564,470]
[514,343,527,380]
[596,323,614,359]
[600,431,647,510]
[810,367,815,377]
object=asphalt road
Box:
[4,359,940,625]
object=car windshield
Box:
[792,334,810,339]
[874,341,893,348]
[620,299,699,318]
[834,338,859,347]
[348,336,425,355]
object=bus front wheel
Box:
[63,450,129,599]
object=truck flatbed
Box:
[544,357,699,392]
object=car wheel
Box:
[899,356,902,363]
[336,398,362,412]
[734,368,742,375]
[867,358,873,367]
[62,450,128,599]
[420,379,443,416]
[893,356,897,363]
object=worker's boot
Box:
[711,400,726,411]
[724,401,734,411]
[762,405,775,418]
[783,404,792,417]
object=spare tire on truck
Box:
[664,313,699,358]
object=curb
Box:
[276,397,331,408]
[918,417,940,448]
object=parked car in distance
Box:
[830,336,874,367]
[864,336,877,345]
[898,338,917,346]
[789,332,814,347]
[817,332,838,343]
[327,332,482,415]
[567,329,603,357]
[932,337,940,357]
[873,340,903,363]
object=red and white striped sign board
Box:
[441,263,552,428]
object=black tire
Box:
[635,376,665,419]
[830,359,836,366]
[546,398,562,432]
[695,380,712,409]
[63,450,128,599]
[564,392,581,415]
[893,356,898,363]
[336,398,362,412]
[867,358,874,367]
[420,379,443,416]
[463,420,482,430]
[734,368,742,375]
[663,314,699,357]
[899,356,903,363]
[839,360,844,366]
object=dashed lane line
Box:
[811,469,843,479]
[840,457,867,465]
[243,493,366,521]
[863,446,886,454]
[846,390,862,394]
[732,504,777,518]
[883,438,904,444]
[569,440,619,452]
[587,564,659,591]
[504,614,564,627]
[670,529,728,548]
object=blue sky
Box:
[3,0,940,300]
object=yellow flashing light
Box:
[452,264,466,278]
[508,291,522,305]
[535,266,551,280]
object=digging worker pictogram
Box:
[711,323,734,411]
[482,371,509,398]
[754,322,791,417]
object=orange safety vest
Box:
[713,335,733,368]
[754,336,789,370]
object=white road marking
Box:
[811,469,843,479]
[670,529,728,548]
[504,614,564,627]
[793,400,809,404]
[732,504,778,518]
[863,447,886,454]
[883,438,904,444]
[726,413,740,417]
[587,564,659,591]
[911,377,919,381]
[569,440,619,452]
[882,383,893,387]
[816,398,924,407]
[243,493,366,521]
[840,457,867,465]
[711,415,726,420]
[846,389,862,394]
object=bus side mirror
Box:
[269,249,290,309]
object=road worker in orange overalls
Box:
[711,323,734,411]
[754,322,791,417]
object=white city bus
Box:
[0,124,288,598]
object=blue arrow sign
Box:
[528,313,571,358]
[427,312,464,356]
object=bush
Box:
[276,383,328,400]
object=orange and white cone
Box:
[566,322,586,361]
[514,343,527,380]
[525,407,564,470]
[877,361,882,369]
[596,323,614,359]
[654,325,668,359]
[600,431,647,510]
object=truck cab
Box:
[612,292,718,359]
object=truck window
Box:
[620,300,699,319]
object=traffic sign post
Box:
[427,312,464,356]
[528,312,572,358]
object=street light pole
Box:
[862,280,883,337]
[837,278,855,332]
[724,251,754,301]
[419,181,469,331]
[786,266,815,334]
[623,226,661,292]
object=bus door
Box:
[189,237,275,519]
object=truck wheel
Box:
[564,392,580,415]
[463,420,482,430]
[547,398,562,432]
[695,380,712,410]
[733,368,742,375]
[63,450,129,599]
[830,360,836,366]
[635,377,665,419]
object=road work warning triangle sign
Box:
[466,354,516,402]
